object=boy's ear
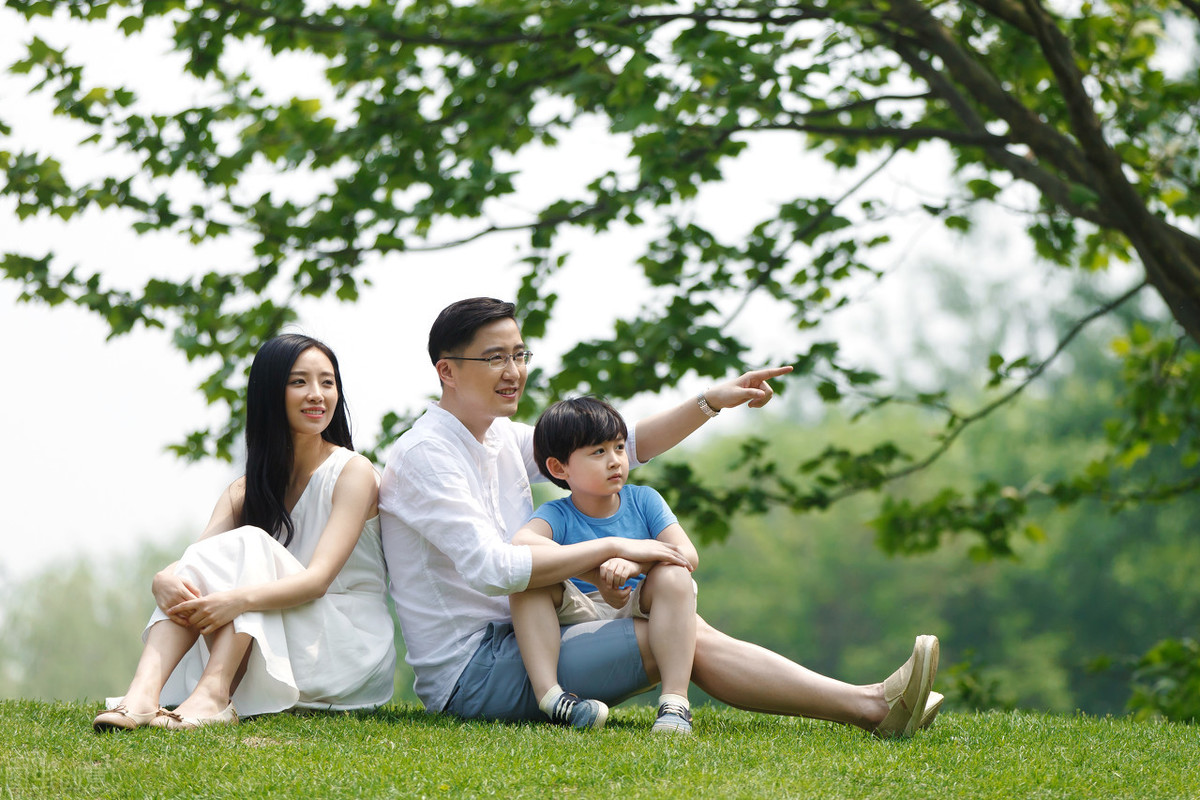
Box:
[545,456,569,481]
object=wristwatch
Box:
[697,392,720,418]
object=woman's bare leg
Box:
[169,624,253,719]
[115,620,201,715]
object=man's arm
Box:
[657,522,699,570]
[633,366,794,460]
[512,519,691,590]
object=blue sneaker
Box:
[548,692,608,729]
[651,701,693,734]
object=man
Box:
[379,297,939,736]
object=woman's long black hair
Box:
[241,334,354,547]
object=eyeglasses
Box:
[442,351,533,370]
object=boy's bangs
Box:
[576,402,627,449]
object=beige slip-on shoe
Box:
[919,690,944,730]
[159,702,239,731]
[873,634,939,738]
[92,704,164,732]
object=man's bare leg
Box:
[633,616,898,731]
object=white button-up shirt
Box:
[379,402,641,712]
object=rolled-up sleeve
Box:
[626,426,647,470]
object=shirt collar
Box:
[425,401,500,454]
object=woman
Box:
[93,334,395,730]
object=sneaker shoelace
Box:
[657,702,692,722]
[550,692,580,724]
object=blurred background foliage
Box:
[5,0,1200,723]
[5,266,1196,720]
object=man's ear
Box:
[545,456,569,481]
[435,359,456,388]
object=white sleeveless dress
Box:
[143,447,396,716]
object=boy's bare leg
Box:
[637,564,696,698]
[509,582,566,700]
[512,583,608,729]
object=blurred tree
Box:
[678,378,1200,716]
[0,540,180,701]
[652,260,1200,716]
[4,0,1200,557]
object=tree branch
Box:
[754,120,1009,147]
[202,0,828,50]
[1016,0,1200,341]
[888,31,1115,227]
[1092,474,1200,505]
[801,92,935,118]
[882,0,1098,186]
[826,278,1149,501]
[719,148,900,329]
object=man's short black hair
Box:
[533,396,629,490]
[427,297,516,365]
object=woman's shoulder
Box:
[225,475,248,505]
[332,449,381,488]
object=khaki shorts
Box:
[554,578,698,625]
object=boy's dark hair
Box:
[427,297,516,365]
[534,396,629,490]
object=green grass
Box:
[3,701,1199,799]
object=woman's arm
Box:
[167,456,380,635]
[633,366,793,461]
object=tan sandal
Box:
[92,704,164,732]
[158,702,239,731]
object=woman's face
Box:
[284,347,339,437]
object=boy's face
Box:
[558,437,629,499]
[442,317,528,420]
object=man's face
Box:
[442,317,528,420]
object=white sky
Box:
[0,6,1133,584]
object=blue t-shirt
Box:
[531,484,678,594]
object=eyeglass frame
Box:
[441,350,533,370]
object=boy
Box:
[509,397,700,734]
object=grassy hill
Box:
[3,701,1199,799]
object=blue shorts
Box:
[443,618,653,721]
